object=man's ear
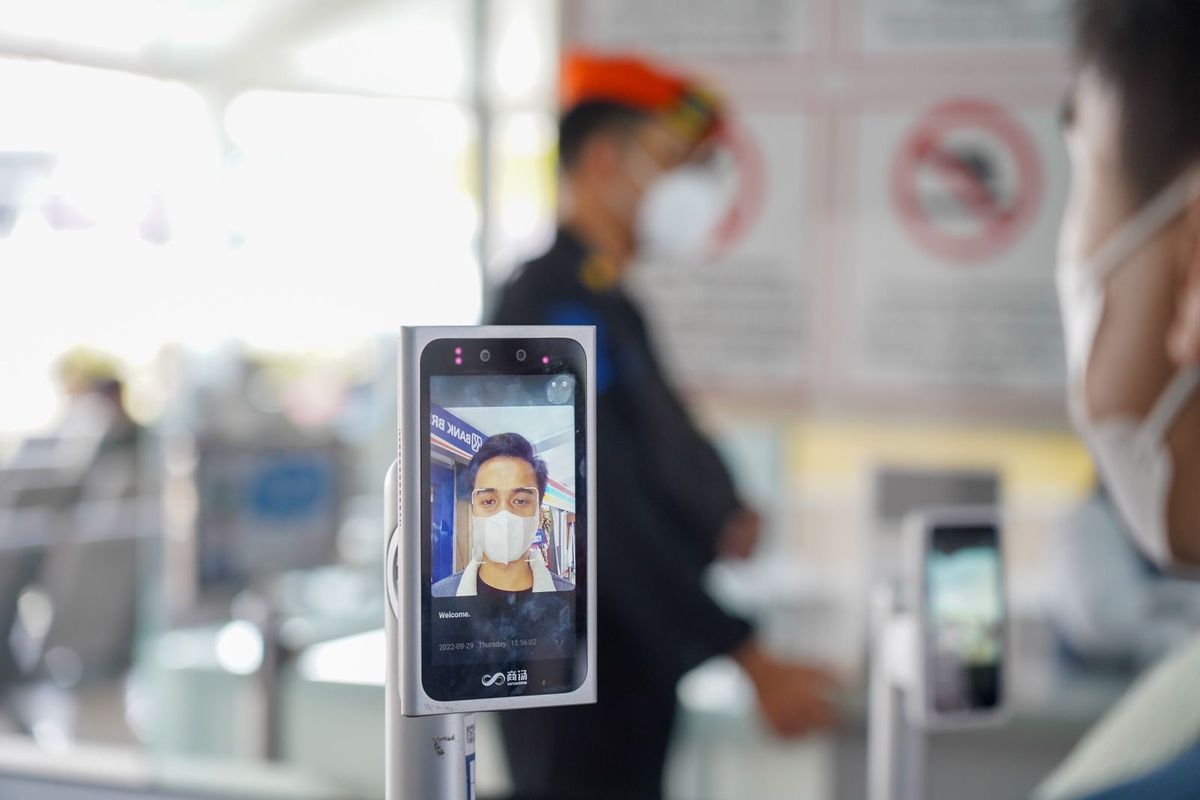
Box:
[1167,195,1200,366]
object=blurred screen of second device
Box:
[926,524,1003,714]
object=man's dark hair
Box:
[558,100,648,172]
[1072,0,1200,202]
[468,432,549,500]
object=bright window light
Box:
[0,62,483,439]
[222,90,482,348]
[489,0,558,105]
[294,0,473,99]
[0,0,166,56]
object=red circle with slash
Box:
[890,98,1042,264]
[710,114,766,255]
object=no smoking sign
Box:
[890,98,1042,264]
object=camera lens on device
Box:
[516,349,527,362]
[480,349,491,362]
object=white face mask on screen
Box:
[472,510,537,565]
[1056,169,1200,570]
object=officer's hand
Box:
[718,507,762,560]
[734,641,839,738]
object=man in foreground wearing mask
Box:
[490,53,836,800]
[1037,2,1200,798]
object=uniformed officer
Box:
[492,52,836,800]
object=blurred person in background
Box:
[55,349,142,499]
[491,52,836,800]
[1035,2,1200,798]
[3,347,142,505]
[0,348,144,728]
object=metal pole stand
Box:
[384,461,477,800]
[230,585,286,762]
[386,708,476,800]
[868,583,927,800]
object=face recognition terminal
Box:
[910,512,1006,725]
[385,326,597,799]
[868,507,1008,800]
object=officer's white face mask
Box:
[472,510,537,565]
[635,162,729,259]
[624,142,732,260]
[1056,169,1200,569]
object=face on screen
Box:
[925,525,1004,714]
[420,338,587,701]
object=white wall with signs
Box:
[564,0,1072,421]
[628,111,816,391]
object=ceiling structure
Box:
[0,0,476,100]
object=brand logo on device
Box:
[481,669,528,688]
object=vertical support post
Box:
[472,0,494,313]
[389,709,474,800]
[231,587,285,762]
[868,584,900,800]
[385,461,476,800]
[867,583,928,800]
[257,603,283,761]
[901,712,927,800]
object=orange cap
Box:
[560,50,723,142]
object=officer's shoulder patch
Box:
[579,254,618,292]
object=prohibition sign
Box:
[890,98,1042,264]
[710,116,766,255]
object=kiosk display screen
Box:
[924,523,1004,714]
[420,337,588,701]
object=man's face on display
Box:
[472,457,539,520]
[471,456,540,567]
[1059,67,1200,565]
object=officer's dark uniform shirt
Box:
[491,227,753,800]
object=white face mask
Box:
[1056,169,1200,569]
[472,510,537,565]
[635,163,729,259]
